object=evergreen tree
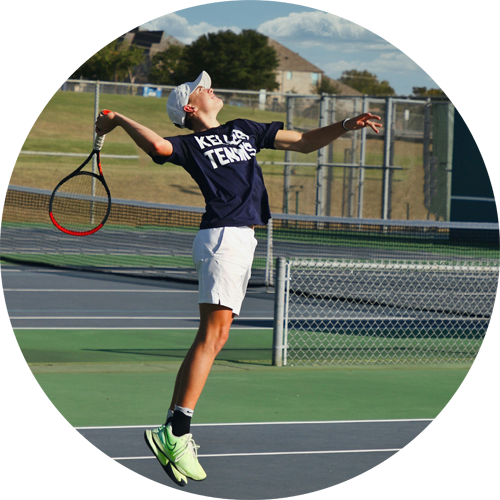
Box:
[339,69,395,96]
[71,40,144,82]
[148,45,187,85]
[172,30,279,91]
[412,86,448,99]
[312,77,340,95]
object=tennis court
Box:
[2,262,477,498]
[0,182,500,500]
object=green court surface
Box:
[286,330,483,365]
[15,328,472,427]
[1,253,268,272]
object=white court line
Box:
[3,289,267,294]
[114,448,401,460]
[73,418,426,500]
[288,318,477,327]
[73,418,414,500]
[10,316,200,320]
[9,316,272,320]
[436,418,472,422]
[8,315,469,322]
[76,418,433,429]
[3,289,198,293]
[11,327,273,330]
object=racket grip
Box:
[94,110,110,150]
[94,134,106,151]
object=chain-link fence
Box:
[25,80,450,222]
[273,257,496,366]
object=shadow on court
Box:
[74,420,472,500]
[82,347,273,365]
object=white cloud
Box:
[323,51,423,78]
[140,12,241,44]
[257,11,376,43]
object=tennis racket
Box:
[49,122,111,236]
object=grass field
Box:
[10,90,430,219]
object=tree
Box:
[120,43,147,84]
[412,86,448,99]
[71,40,145,82]
[339,69,395,96]
[148,45,187,85]
[312,77,340,95]
[172,30,280,91]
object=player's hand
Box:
[95,109,117,136]
[345,113,383,134]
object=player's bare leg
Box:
[170,303,235,412]
[145,303,234,482]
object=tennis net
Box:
[2,185,499,297]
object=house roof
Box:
[322,75,362,96]
[119,28,184,54]
[267,38,361,95]
[131,30,164,48]
[267,38,323,74]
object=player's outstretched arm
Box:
[95,110,173,158]
[274,112,382,154]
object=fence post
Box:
[346,97,359,217]
[265,219,274,287]
[283,96,294,213]
[259,89,266,111]
[315,94,330,216]
[272,256,286,366]
[382,97,394,220]
[92,81,100,175]
[357,95,368,218]
[325,95,337,216]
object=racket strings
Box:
[51,174,109,232]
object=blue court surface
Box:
[1,264,474,498]
[74,420,472,500]
[3,264,273,330]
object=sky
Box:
[140,0,485,95]
[140,1,439,96]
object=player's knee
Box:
[197,328,229,358]
[213,328,230,354]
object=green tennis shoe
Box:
[144,428,188,486]
[151,424,207,481]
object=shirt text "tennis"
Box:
[194,130,257,169]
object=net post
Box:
[272,256,287,366]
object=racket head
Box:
[49,171,111,236]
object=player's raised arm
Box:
[274,112,382,154]
[95,110,173,158]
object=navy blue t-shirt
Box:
[151,119,283,229]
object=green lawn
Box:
[10,89,431,218]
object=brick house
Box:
[267,38,360,97]
[267,38,324,95]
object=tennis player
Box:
[95,71,381,485]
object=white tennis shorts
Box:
[192,226,257,316]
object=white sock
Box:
[174,405,194,417]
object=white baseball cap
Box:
[166,71,212,128]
